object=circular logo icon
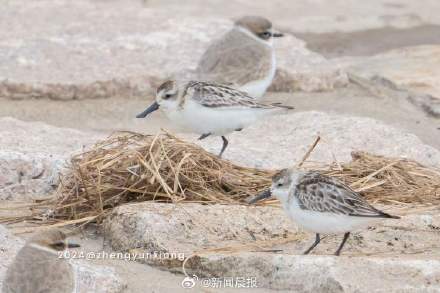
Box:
[181,276,196,289]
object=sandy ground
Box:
[144,0,440,33]
[294,24,440,58]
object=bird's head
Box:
[234,16,284,45]
[248,168,296,204]
[136,80,180,118]
[28,229,80,251]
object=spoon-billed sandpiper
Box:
[136,80,293,157]
[196,16,283,99]
[249,168,400,255]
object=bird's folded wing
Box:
[189,82,275,109]
[295,173,389,218]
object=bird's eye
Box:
[258,32,271,39]
[50,241,65,250]
[277,182,283,187]
[163,93,173,99]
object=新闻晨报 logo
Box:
[181,275,198,289]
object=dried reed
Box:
[321,151,440,205]
[3,132,440,227]
[54,132,273,222]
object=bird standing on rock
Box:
[136,80,294,157]
[249,168,400,255]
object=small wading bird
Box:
[136,80,293,157]
[3,229,80,293]
[249,168,400,256]
[196,15,283,98]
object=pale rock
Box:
[0,117,102,200]
[0,225,24,290]
[271,35,348,92]
[193,111,440,169]
[339,45,440,117]
[146,0,440,33]
[72,260,126,293]
[0,150,63,200]
[103,202,294,260]
[103,202,440,290]
[188,253,440,291]
[0,0,346,101]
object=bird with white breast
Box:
[196,15,283,99]
[249,168,400,256]
[136,80,294,157]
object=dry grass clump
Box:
[321,151,440,205]
[3,132,440,228]
[55,132,273,221]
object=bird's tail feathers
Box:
[271,102,294,110]
[382,212,401,219]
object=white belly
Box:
[284,198,379,234]
[163,101,273,136]
[238,52,276,99]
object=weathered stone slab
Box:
[187,253,440,291]
[0,117,101,200]
[339,45,440,117]
[103,202,440,290]
[193,111,440,169]
[147,0,440,33]
[103,202,294,258]
[0,0,346,100]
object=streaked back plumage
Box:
[183,81,292,110]
[290,171,399,218]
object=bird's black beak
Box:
[248,189,272,204]
[272,32,284,38]
[136,102,160,118]
[67,242,81,248]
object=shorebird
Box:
[195,16,283,98]
[3,229,80,293]
[136,80,293,157]
[249,168,400,256]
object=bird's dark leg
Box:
[334,232,350,256]
[303,233,320,255]
[218,136,229,158]
[198,133,211,140]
